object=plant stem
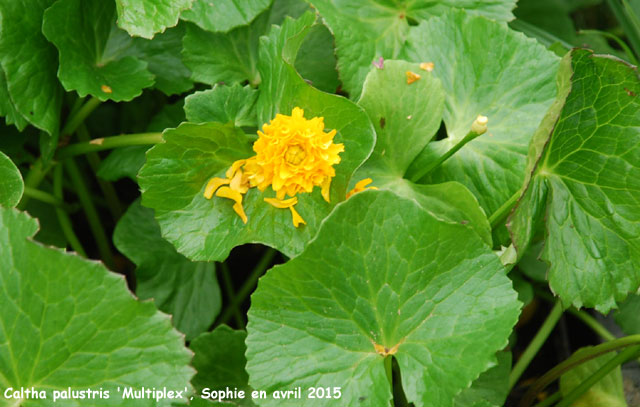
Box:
[57,132,163,158]
[555,344,640,407]
[22,187,67,209]
[519,334,640,407]
[535,289,616,341]
[531,391,561,407]
[64,158,115,269]
[216,248,278,326]
[77,124,123,220]
[53,165,86,256]
[509,301,563,391]
[578,29,639,65]
[60,97,101,137]
[17,159,52,210]
[509,19,574,49]
[410,129,482,183]
[219,262,244,327]
[384,356,393,388]
[489,189,521,229]
[606,0,640,58]
[567,309,616,341]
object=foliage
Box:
[1,0,640,406]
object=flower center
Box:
[284,145,306,166]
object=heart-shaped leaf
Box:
[246,190,521,407]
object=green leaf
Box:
[140,13,375,261]
[181,0,271,33]
[246,190,521,407]
[181,0,310,87]
[0,69,28,131]
[0,0,62,152]
[182,16,265,86]
[509,49,640,312]
[0,150,23,207]
[114,200,221,340]
[310,0,517,96]
[615,292,640,335]
[357,60,444,177]
[25,197,68,248]
[352,59,492,245]
[129,23,194,95]
[453,352,512,407]
[0,207,193,405]
[402,11,560,216]
[42,0,155,102]
[116,0,194,39]
[184,84,259,126]
[294,23,340,93]
[518,240,548,283]
[190,326,256,406]
[559,348,627,407]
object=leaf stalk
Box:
[410,127,483,183]
[64,158,114,269]
[57,132,163,158]
[509,301,563,391]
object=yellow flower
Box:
[204,107,344,227]
[246,107,344,200]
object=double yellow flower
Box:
[204,107,344,227]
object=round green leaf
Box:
[116,0,193,39]
[43,0,155,102]
[402,11,559,216]
[0,207,193,406]
[181,0,271,33]
[246,190,521,407]
[509,49,640,312]
[310,0,517,96]
[114,200,221,340]
[0,151,23,207]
